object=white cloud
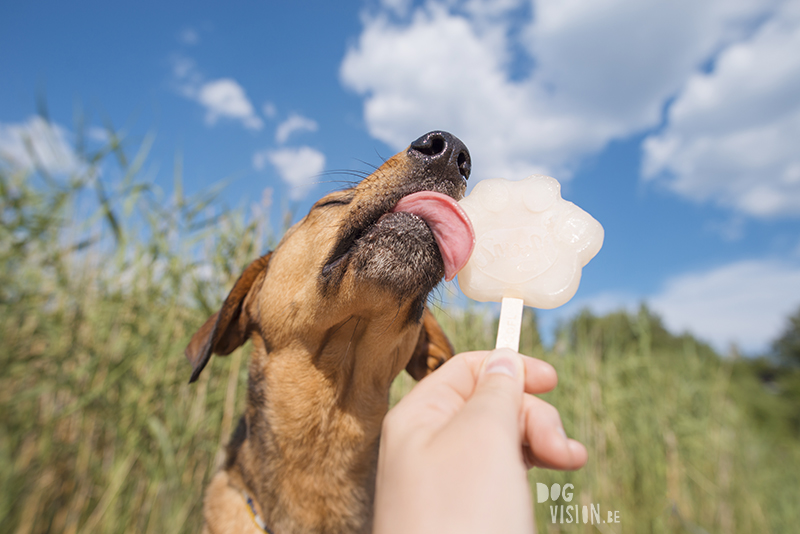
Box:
[380,0,413,17]
[171,55,263,131]
[341,5,556,181]
[197,79,264,130]
[541,259,800,354]
[704,215,747,242]
[275,113,318,144]
[526,0,772,130]
[171,54,202,94]
[340,0,774,183]
[179,27,200,45]
[252,149,269,171]
[649,260,800,353]
[87,126,111,144]
[254,146,325,200]
[262,101,277,119]
[0,116,82,175]
[642,1,800,217]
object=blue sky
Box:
[2,0,800,354]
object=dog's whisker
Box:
[329,315,358,339]
[377,304,404,338]
[355,157,384,172]
[320,169,370,181]
[370,149,390,166]
[428,294,452,319]
[343,316,362,363]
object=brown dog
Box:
[185,131,475,533]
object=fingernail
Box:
[558,426,567,440]
[482,348,521,379]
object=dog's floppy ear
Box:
[405,307,455,381]
[185,252,272,383]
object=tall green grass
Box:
[526,309,800,533]
[1,127,269,534]
[2,120,799,533]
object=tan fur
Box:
[202,471,267,534]
[186,132,470,533]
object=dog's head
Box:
[185,131,474,384]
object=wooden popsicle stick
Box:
[495,297,524,352]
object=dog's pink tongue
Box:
[391,191,475,282]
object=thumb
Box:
[464,348,526,433]
[479,348,526,385]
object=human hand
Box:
[373,349,587,534]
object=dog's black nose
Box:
[408,131,471,181]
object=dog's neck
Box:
[232,312,418,534]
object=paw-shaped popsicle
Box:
[457,175,604,309]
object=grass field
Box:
[2,125,799,533]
